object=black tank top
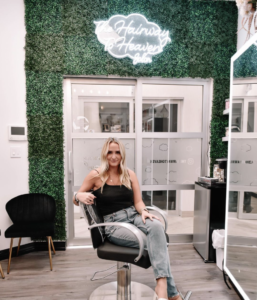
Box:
[92,184,134,217]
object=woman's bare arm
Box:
[72,169,98,206]
[128,169,146,213]
[128,169,160,223]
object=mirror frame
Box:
[224,32,257,300]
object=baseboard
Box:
[34,241,66,251]
[180,211,194,217]
[0,240,66,261]
[0,242,35,261]
[169,234,193,244]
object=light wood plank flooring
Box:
[75,214,194,238]
[0,244,240,300]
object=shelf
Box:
[222,137,229,142]
[223,109,229,115]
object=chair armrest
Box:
[146,206,168,232]
[88,222,145,263]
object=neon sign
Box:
[94,13,171,65]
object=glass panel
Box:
[142,138,201,185]
[142,138,168,185]
[247,102,257,132]
[243,192,257,214]
[142,103,178,132]
[231,102,242,132]
[72,84,135,133]
[142,84,203,132]
[229,191,238,212]
[152,190,167,210]
[142,191,152,206]
[168,190,176,210]
[142,190,176,210]
[141,190,194,235]
[230,138,257,186]
[73,138,135,187]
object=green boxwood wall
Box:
[25,0,238,239]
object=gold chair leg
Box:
[47,236,53,271]
[50,237,56,255]
[7,238,14,274]
[17,237,22,256]
[0,263,5,279]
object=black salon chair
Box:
[5,193,56,274]
[80,202,192,300]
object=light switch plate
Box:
[10,147,21,158]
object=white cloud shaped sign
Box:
[94,13,171,65]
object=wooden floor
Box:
[0,244,241,300]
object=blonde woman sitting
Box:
[73,137,182,300]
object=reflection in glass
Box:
[226,37,257,300]
[81,102,130,133]
[142,138,201,185]
[247,102,257,132]
[142,84,203,132]
[142,103,178,132]
[153,190,167,210]
[243,192,257,214]
[72,84,134,133]
[229,191,238,213]
[142,191,152,206]
[142,190,176,211]
[229,138,257,186]
[231,103,242,132]
[168,190,176,210]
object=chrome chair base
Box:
[89,281,155,300]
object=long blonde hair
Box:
[98,137,131,192]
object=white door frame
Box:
[63,76,212,245]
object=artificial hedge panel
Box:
[62,0,108,37]
[234,44,257,78]
[26,72,63,116]
[27,116,64,159]
[29,158,65,240]
[25,0,62,34]
[25,34,64,72]
[64,36,108,75]
[25,0,238,240]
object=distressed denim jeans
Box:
[104,206,178,298]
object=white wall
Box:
[0,0,30,251]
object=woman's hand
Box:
[73,192,96,206]
[141,210,160,224]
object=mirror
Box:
[225,33,257,300]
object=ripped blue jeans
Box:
[104,206,178,298]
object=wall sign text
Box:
[94,13,171,65]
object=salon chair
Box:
[80,202,192,300]
[5,193,56,274]
[0,263,5,279]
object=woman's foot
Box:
[155,277,168,299]
[168,294,182,300]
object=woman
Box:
[73,137,181,300]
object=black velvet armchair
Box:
[5,193,56,274]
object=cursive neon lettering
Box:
[94,13,171,64]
